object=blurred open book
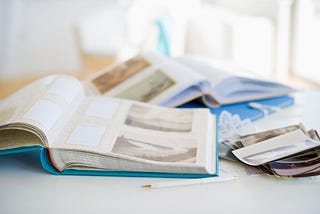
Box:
[85,52,295,107]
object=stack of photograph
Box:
[220,124,320,178]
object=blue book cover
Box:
[0,146,218,178]
[179,95,294,122]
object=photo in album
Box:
[111,134,197,163]
[91,55,150,94]
[115,69,176,102]
[125,103,193,132]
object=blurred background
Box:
[1,0,320,98]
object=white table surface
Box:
[1,90,320,214]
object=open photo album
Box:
[85,52,295,107]
[0,75,217,177]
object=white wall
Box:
[291,0,320,83]
[208,0,278,18]
[0,0,201,80]
[0,0,118,80]
[185,2,276,76]
[0,0,285,80]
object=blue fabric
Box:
[155,15,172,56]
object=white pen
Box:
[141,176,238,189]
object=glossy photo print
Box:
[115,69,176,102]
[125,103,193,132]
[91,55,150,94]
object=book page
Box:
[0,75,56,126]
[84,52,208,107]
[50,98,215,174]
[111,104,198,163]
[0,75,85,147]
[0,128,44,150]
[176,55,295,106]
[175,55,232,86]
[210,76,295,105]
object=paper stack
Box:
[220,123,320,178]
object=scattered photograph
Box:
[239,124,305,147]
[125,103,193,132]
[219,142,239,162]
[308,129,320,141]
[111,135,197,163]
[241,139,320,166]
[91,55,150,94]
[115,69,176,102]
[269,152,320,177]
